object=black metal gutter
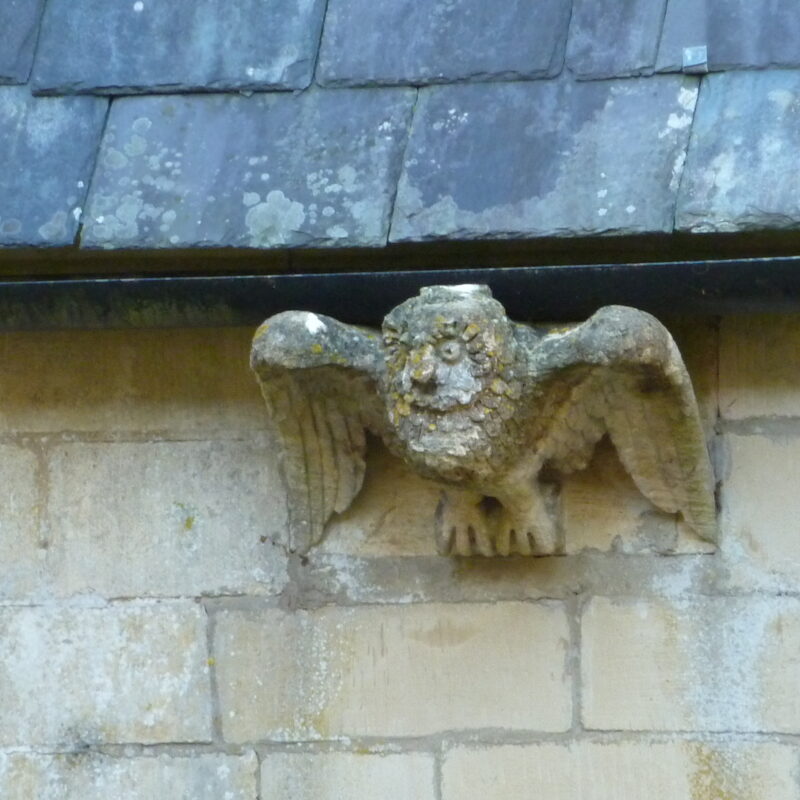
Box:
[2,256,800,331]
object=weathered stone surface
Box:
[0,87,106,246]
[583,596,800,732]
[0,445,44,599]
[657,0,800,72]
[721,435,800,591]
[0,0,45,84]
[0,603,212,746]
[0,752,257,799]
[45,440,287,598]
[719,315,800,419]
[253,290,715,557]
[391,77,698,242]
[562,441,714,555]
[83,89,414,249]
[567,0,666,78]
[442,741,798,800]
[318,0,570,85]
[33,0,325,93]
[0,327,266,436]
[261,753,436,800]
[215,602,571,741]
[663,316,719,435]
[677,71,800,232]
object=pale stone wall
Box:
[0,318,798,798]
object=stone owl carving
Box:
[251,285,716,556]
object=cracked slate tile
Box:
[0,87,107,247]
[0,0,45,85]
[677,71,800,233]
[390,76,699,243]
[317,0,571,86]
[32,0,326,94]
[82,88,415,249]
[657,0,800,72]
[567,0,667,79]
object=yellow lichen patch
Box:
[462,322,481,340]
[310,343,324,354]
[395,400,411,417]
[491,378,508,395]
[253,321,271,340]
[689,744,751,800]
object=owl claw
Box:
[436,491,557,556]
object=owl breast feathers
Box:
[251,285,716,556]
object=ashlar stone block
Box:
[0,602,212,746]
[442,741,798,800]
[45,440,287,598]
[215,602,571,741]
[721,434,800,591]
[261,752,436,800]
[0,444,45,600]
[0,327,266,436]
[582,596,800,732]
[0,752,257,800]
[719,315,800,419]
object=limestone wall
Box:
[0,317,798,798]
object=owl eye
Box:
[437,339,463,363]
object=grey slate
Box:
[657,0,800,72]
[677,71,800,233]
[567,0,667,79]
[0,0,45,84]
[83,88,415,249]
[0,87,107,247]
[390,76,699,243]
[32,0,326,94]
[317,0,571,86]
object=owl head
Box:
[382,285,517,427]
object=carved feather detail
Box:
[251,311,385,553]
[252,290,716,556]
[521,306,716,542]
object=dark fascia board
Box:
[1,256,800,331]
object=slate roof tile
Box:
[390,76,699,243]
[82,88,415,249]
[317,0,571,86]
[0,87,108,247]
[32,0,326,94]
[0,0,45,85]
[657,0,800,72]
[567,0,667,79]
[676,71,800,233]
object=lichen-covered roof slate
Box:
[0,0,46,85]
[391,77,698,242]
[318,0,571,86]
[4,0,800,250]
[0,88,107,246]
[83,89,414,249]
[676,71,800,233]
[33,0,326,94]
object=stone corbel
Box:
[250,284,716,557]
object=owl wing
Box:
[520,306,716,542]
[250,311,386,554]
